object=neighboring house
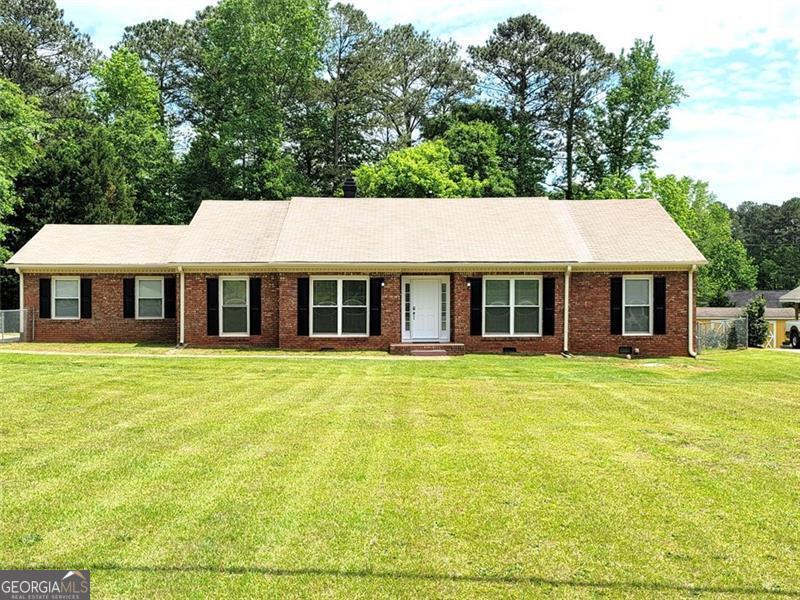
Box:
[709,289,800,348]
[696,306,796,349]
[779,286,800,320]
[4,197,706,356]
[726,289,791,309]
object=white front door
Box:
[410,279,440,340]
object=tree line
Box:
[0,0,792,308]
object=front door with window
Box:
[404,277,449,342]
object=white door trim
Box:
[401,276,450,343]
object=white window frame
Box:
[622,275,653,336]
[310,276,370,337]
[482,276,542,337]
[219,276,250,337]
[135,276,165,320]
[52,276,80,320]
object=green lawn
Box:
[1,348,799,598]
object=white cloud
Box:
[350,0,800,60]
[58,0,800,205]
[659,103,800,204]
[59,0,208,49]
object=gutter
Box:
[563,265,571,354]
[178,266,185,346]
[3,260,708,272]
[688,265,697,358]
[15,268,24,337]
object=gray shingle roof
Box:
[780,286,800,304]
[6,197,707,268]
[726,289,792,308]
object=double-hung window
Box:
[311,278,368,336]
[483,277,541,336]
[220,277,249,336]
[52,277,80,319]
[136,277,164,319]
[623,276,652,335]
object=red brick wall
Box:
[182,273,279,347]
[24,273,177,343]
[568,271,695,357]
[22,269,697,356]
[452,272,565,354]
[278,273,402,350]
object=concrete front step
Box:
[389,343,465,356]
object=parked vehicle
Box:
[787,321,800,348]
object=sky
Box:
[58,0,800,207]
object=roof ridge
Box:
[553,202,592,262]
[269,196,294,262]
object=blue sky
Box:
[59,0,800,206]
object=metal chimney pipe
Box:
[342,177,357,198]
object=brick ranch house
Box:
[4,197,706,356]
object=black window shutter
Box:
[80,278,92,319]
[468,277,482,336]
[164,277,177,319]
[207,277,219,336]
[123,278,135,318]
[249,277,262,336]
[39,278,51,319]
[369,277,383,336]
[610,277,623,335]
[542,277,555,336]
[297,277,309,336]
[654,276,667,335]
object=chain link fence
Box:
[697,316,748,352]
[0,309,32,343]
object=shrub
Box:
[742,295,768,347]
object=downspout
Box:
[563,265,571,355]
[178,266,185,346]
[688,265,697,358]
[15,268,24,336]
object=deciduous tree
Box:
[587,38,684,182]
[0,76,43,261]
[442,121,514,196]
[91,48,177,223]
[733,198,800,289]
[355,123,514,198]
[187,0,327,199]
[116,18,197,130]
[355,140,465,197]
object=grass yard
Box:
[1,348,799,598]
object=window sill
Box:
[481,334,542,339]
[622,332,653,337]
[51,316,80,321]
[219,333,251,338]
[136,317,164,321]
[309,334,369,338]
